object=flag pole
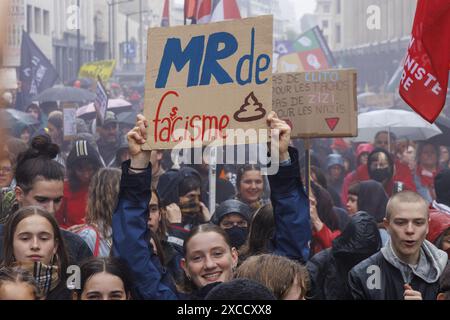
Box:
[304,138,311,197]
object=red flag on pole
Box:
[399,0,450,123]
[196,0,212,24]
[161,0,170,27]
[210,0,241,22]
[184,0,197,21]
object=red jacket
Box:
[427,207,450,244]
[341,160,416,204]
[56,181,89,229]
[312,224,341,254]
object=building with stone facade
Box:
[313,0,417,92]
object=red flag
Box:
[210,0,241,22]
[196,0,212,24]
[399,0,450,123]
[184,0,197,20]
[161,0,170,27]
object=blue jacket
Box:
[112,160,178,300]
[268,147,311,263]
[112,147,311,300]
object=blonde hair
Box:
[235,254,310,300]
[85,168,121,239]
[385,191,428,221]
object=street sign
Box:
[124,42,136,59]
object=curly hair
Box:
[85,168,121,239]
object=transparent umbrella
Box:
[0,108,40,129]
[354,109,442,142]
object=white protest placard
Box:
[273,69,357,138]
[143,15,273,150]
[94,78,108,126]
[63,103,77,140]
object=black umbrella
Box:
[33,86,95,103]
[426,115,450,146]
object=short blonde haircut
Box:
[385,191,428,221]
[235,254,309,300]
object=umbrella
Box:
[353,109,442,142]
[76,99,133,120]
[116,111,138,126]
[426,115,450,146]
[0,108,40,129]
[34,86,95,103]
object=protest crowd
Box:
[0,79,449,301]
[0,0,449,303]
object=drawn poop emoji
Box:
[233,92,266,123]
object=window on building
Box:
[26,5,32,32]
[34,7,41,34]
[336,0,341,14]
[336,24,341,43]
[323,4,331,13]
[322,20,329,29]
[43,10,50,35]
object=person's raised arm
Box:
[112,114,177,300]
[266,112,311,263]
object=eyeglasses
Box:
[0,166,12,174]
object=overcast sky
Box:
[291,0,317,17]
[172,0,318,20]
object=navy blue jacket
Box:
[112,147,311,299]
[268,147,311,263]
[112,160,178,300]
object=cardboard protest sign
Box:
[143,15,273,150]
[78,60,116,83]
[273,69,357,138]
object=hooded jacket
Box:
[157,166,204,247]
[307,212,381,299]
[357,180,388,223]
[210,199,252,225]
[427,208,450,256]
[348,239,448,300]
[341,157,416,205]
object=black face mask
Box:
[224,226,248,249]
[370,167,391,183]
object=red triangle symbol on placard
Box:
[326,117,340,131]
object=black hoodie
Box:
[306,212,381,300]
[357,180,388,224]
